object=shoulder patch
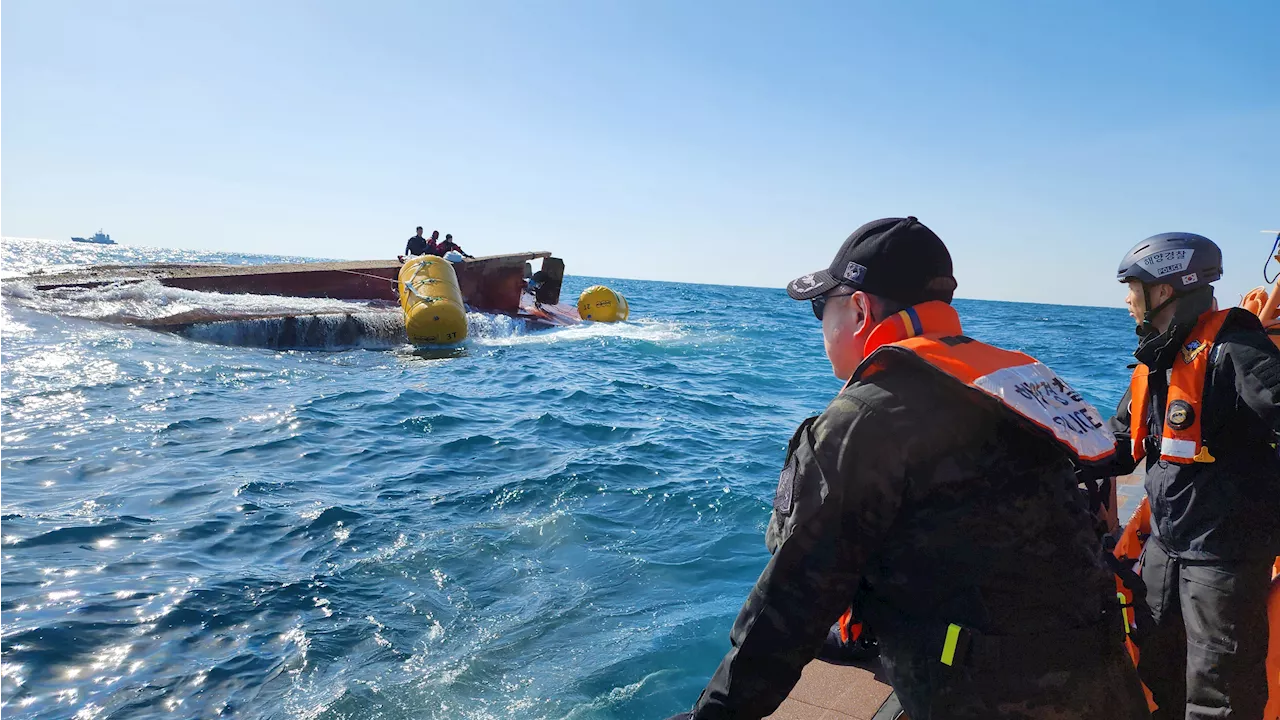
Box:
[773,456,797,515]
[1181,339,1209,364]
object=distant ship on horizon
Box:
[71,230,116,245]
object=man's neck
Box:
[1135,292,1215,368]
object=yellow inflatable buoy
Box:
[577,285,629,323]
[398,256,468,345]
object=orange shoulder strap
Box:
[884,335,1115,464]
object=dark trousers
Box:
[1138,539,1271,720]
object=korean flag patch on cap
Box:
[843,261,867,284]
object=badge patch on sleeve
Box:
[1166,400,1194,430]
[1181,340,1209,364]
[773,456,797,515]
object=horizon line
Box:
[2,234,1135,311]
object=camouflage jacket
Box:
[689,352,1125,719]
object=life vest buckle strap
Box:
[1116,592,1132,635]
[1192,446,1216,463]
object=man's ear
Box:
[852,292,874,334]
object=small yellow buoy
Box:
[398,256,468,345]
[577,285,629,323]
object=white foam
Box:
[412,312,688,350]
[1,302,34,338]
[3,279,383,324]
[2,265,687,351]
[465,311,528,341]
[560,671,671,719]
[471,317,685,347]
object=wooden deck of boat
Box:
[766,659,894,719]
[766,472,1146,720]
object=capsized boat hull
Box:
[27,252,565,315]
[120,292,580,350]
[517,299,583,329]
[17,252,579,348]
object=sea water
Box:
[0,238,1138,719]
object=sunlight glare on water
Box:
[1,237,1138,719]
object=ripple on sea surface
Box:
[1,239,1139,719]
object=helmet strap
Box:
[1137,285,1178,337]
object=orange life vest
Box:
[1113,497,1158,712]
[1128,310,1232,465]
[1113,497,1151,564]
[859,302,1115,465]
[837,606,864,644]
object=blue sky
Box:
[3,1,1277,306]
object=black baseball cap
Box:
[786,216,957,306]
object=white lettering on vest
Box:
[973,362,1114,460]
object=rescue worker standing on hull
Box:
[674,217,1149,720]
[1108,232,1280,720]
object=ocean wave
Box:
[472,317,686,348]
[1,240,1142,720]
[0,301,35,338]
[3,273,689,353]
[3,278,385,324]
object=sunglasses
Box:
[811,288,856,321]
